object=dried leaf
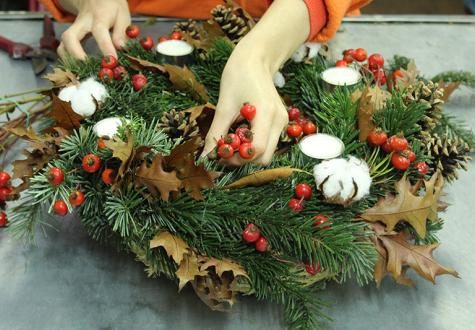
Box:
[185,103,216,138]
[224,167,304,189]
[362,172,444,238]
[48,94,83,130]
[356,86,391,141]
[135,155,182,202]
[184,21,228,53]
[163,64,209,102]
[43,127,70,146]
[150,231,190,265]
[125,55,166,73]
[200,258,249,279]
[396,60,419,89]
[44,68,78,87]
[371,223,459,286]
[104,131,134,178]
[176,253,208,291]
[439,81,461,102]
[6,127,45,150]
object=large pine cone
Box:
[157,109,199,140]
[211,5,250,44]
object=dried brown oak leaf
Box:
[135,154,182,202]
[200,257,249,279]
[104,131,134,178]
[150,231,191,265]
[355,86,391,142]
[395,60,419,90]
[44,68,78,87]
[125,55,166,73]
[48,94,82,130]
[371,223,459,287]
[163,64,209,102]
[176,253,208,291]
[439,81,461,102]
[362,171,444,238]
[185,103,216,138]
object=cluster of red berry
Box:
[82,153,116,185]
[367,129,428,174]
[337,48,403,86]
[0,171,12,227]
[158,31,183,43]
[217,103,257,160]
[288,183,313,211]
[242,224,268,252]
[46,167,86,216]
[126,24,183,50]
[98,55,147,92]
[286,107,317,139]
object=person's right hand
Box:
[57,0,131,60]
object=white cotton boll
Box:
[93,117,124,138]
[291,44,307,63]
[273,71,285,88]
[79,78,108,102]
[58,85,78,102]
[305,42,321,59]
[347,157,372,201]
[70,89,96,117]
[321,176,342,199]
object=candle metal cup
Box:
[156,40,195,66]
[320,67,362,92]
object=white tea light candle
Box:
[321,67,361,87]
[156,40,194,66]
[299,133,345,159]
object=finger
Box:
[248,103,273,160]
[61,24,89,60]
[255,115,287,165]
[112,12,131,49]
[57,42,67,59]
[92,23,117,57]
[203,101,239,157]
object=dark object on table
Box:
[0,15,59,75]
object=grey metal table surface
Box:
[1,16,475,330]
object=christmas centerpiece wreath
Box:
[1,3,474,328]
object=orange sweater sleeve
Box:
[40,0,75,22]
[312,0,373,42]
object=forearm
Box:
[235,0,311,73]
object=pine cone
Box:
[157,109,199,140]
[174,20,200,39]
[211,5,250,44]
[407,79,445,133]
[424,133,472,182]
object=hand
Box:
[57,0,131,60]
[203,0,311,166]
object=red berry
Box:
[405,149,416,163]
[287,107,301,121]
[218,144,234,159]
[0,171,11,188]
[0,212,8,227]
[82,154,101,173]
[126,24,140,38]
[342,48,355,57]
[217,137,225,147]
[343,54,354,64]
[367,129,388,146]
[48,167,65,186]
[242,223,261,243]
[296,117,309,127]
[140,36,154,50]
[287,124,303,138]
[158,36,168,43]
[389,135,408,152]
[368,53,384,70]
[97,138,106,149]
[255,236,269,252]
[305,262,321,276]
[132,74,147,91]
[381,141,393,153]
[391,153,411,171]
[302,122,317,135]
[0,187,11,201]
[414,161,429,175]
[353,48,368,62]
[113,66,128,80]
[372,68,387,85]
[313,214,330,229]
[288,198,304,212]
[69,190,85,207]
[101,55,118,69]
[224,133,241,150]
[98,68,114,81]
[170,31,183,40]
[235,127,253,143]
[53,200,68,216]
[240,103,257,121]
[393,69,404,81]
[335,59,348,67]
[295,183,313,200]
[239,143,256,159]
[102,168,115,185]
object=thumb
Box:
[202,101,237,157]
